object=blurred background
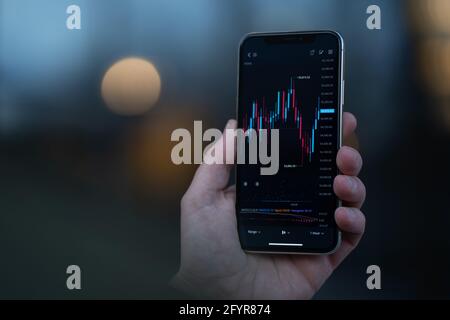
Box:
[1,0,450,299]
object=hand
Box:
[172,112,366,299]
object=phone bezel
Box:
[235,30,344,255]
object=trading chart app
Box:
[237,32,342,253]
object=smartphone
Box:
[236,31,344,254]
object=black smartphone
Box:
[236,31,344,254]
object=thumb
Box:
[187,119,237,197]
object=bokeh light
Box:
[101,57,161,116]
[408,0,450,130]
[122,110,210,201]
[409,0,450,34]
[418,39,450,97]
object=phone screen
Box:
[236,32,343,253]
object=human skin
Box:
[172,112,365,299]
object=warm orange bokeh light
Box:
[101,57,161,116]
[418,39,450,97]
[409,0,450,34]
[123,111,213,200]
